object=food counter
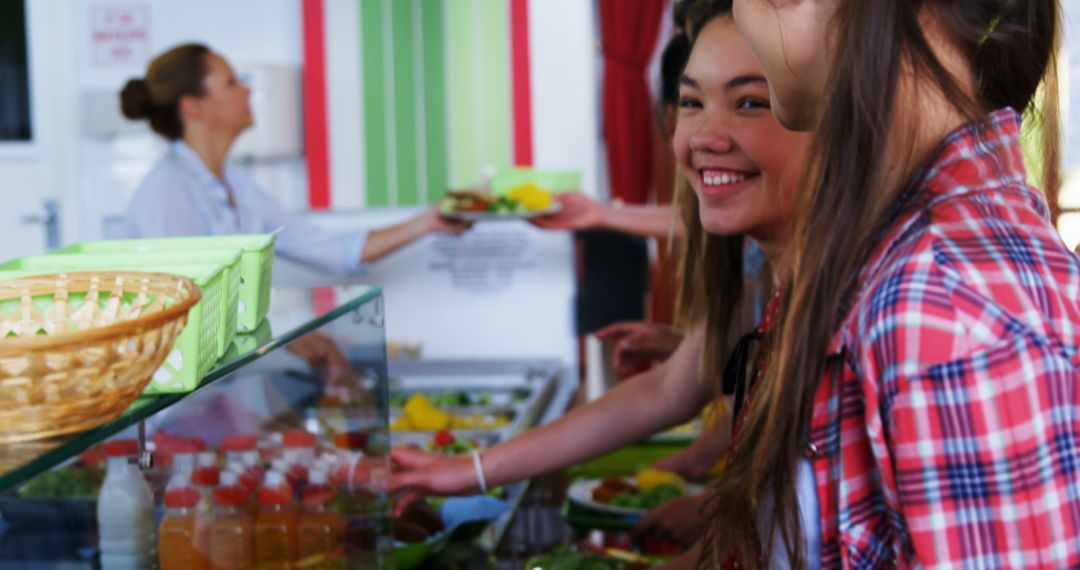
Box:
[0,285,578,568]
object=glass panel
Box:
[0,286,392,566]
[0,286,384,492]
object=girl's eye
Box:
[679,96,703,110]
[736,98,770,111]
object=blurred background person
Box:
[120,43,468,276]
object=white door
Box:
[0,0,81,262]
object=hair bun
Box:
[119,78,153,120]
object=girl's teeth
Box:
[703,171,747,186]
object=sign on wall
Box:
[90,4,151,66]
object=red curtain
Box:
[599,0,666,205]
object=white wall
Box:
[271,209,579,363]
[74,0,306,243]
[528,0,602,199]
[1056,1,1080,248]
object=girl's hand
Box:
[595,321,685,375]
[389,448,480,496]
[651,450,712,482]
[632,494,709,547]
[529,193,605,231]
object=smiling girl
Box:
[389,3,809,525]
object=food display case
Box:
[0,286,393,568]
[0,284,578,568]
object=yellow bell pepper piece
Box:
[403,394,450,431]
[507,183,553,211]
[635,469,685,492]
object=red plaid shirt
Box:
[808,109,1080,568]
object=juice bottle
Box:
[97,439,157,570]
[254,470,298,569]
[282,431,317,488]
[209,471,254,570]
[159,474,209,570]
[171,437,204,477]
[224,461,259,518]
[222,434,265,486]
[297,470,345,569]
[332,432,386,567]
[191,455,220,569]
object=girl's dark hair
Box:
[120,43,211,140]
[704,1,1061,569]
[659,34,691,107]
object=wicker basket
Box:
[0,272,200,444]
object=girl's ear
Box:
[178,93,203,122]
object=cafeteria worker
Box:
[120,43,468,275]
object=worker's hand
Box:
[595,321,684,376]
[632,494,709,548]
[530,193,605,231]
[287,331,351,377]
[389,448,481,496]
[424,207,472,235]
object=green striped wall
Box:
[445,0,512,190]
[359,0,511,206]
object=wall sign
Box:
[90,5,151,66]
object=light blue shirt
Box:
[124,141,368,276]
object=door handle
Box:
[19,199,61,250]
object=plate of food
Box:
[438,184,561,221]
[566,470,702,518]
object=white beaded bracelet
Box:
[470,449,488,494]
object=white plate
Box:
[440,203,562,222]
[566,478,703,518]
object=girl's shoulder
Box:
[847,186,1080,377]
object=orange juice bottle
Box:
[222,434,265,488]
[297,470,345,569]
[159,474,208,570]
[209,472,253,570]
[254,470,298,569]
[282,431,317,488]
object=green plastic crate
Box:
[53,235,275,332]
[226,317,273,359]
[0,250,238,369]
[490,168,581,195]
[0,250,240,358]
[0,266,222,394]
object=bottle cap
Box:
[334,432,367,450]
[283,431,316,448]
[257,470,293,505]
[103,439,139,457]
[222,434,258,452]
[164,486,200,508]
[258,487,292,505]
[213,486,246,507]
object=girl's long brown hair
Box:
[703,1,1061,568]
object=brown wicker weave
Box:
[0,272,200,443]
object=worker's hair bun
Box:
[120,78,153,120]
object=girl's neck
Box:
[182,128,236,179]
[878,10,977,202]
